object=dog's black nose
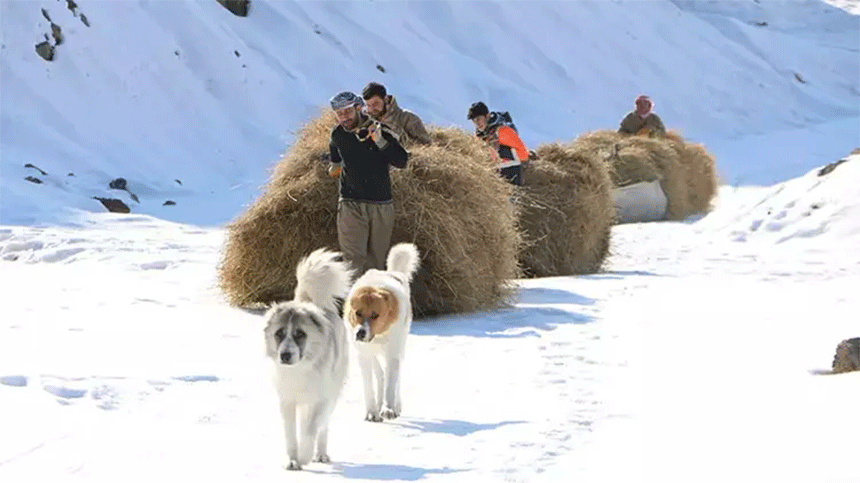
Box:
[356,327,367,341]
[280,352,293,364]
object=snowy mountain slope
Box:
[697,153,860,246]
[1,0,857,226]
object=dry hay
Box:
[516,142,614,277]
[665,130,719,215]
[217,111,521,317]
[571,130,690,220]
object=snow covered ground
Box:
[1,0,858,481]
[1,155,857,482]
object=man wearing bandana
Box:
[327,91,409,274]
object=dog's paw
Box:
[365,412,384,423]
[314,454,331,464]
[381,408,399,420]
[285,460,302,471]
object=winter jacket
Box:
[618,111,666,136]
[328,116,408,203]
[477,112,529,169]
[370,95,431,146]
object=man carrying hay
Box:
[467,101,529,186]
[328,91,409,274]
[618,94,666,137]
[362,82,431,146]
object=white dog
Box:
[263,248,353,470]
[343,242,420,422]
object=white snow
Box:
[1,0,858,481]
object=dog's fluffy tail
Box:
[386,243,420,280]
[294,248,354,314]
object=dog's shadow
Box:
[394,418,526,437]
[412,287,596,338]
[327,463,465,481]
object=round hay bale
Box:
[517,142,614,277]
[217,109,341,308]
[392,125,522,315]
[571,130,690,220]
[665,130,719,215]
[217,112,522,317]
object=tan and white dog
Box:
[344,242,420,422]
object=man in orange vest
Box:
[467,102,529,186]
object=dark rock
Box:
[832,337,860,374]
[108,177,128,190]
[66,0,78,15]
[817,158,848,177]
[794,72,806,84]
[93,197,130,214]
[24,163,48,175]
[175,50,180,57]
[163,200,177,206]
[80,13,89,27]
[51,23,63,45]
[35,39,55,62]
[68,172,75,176]
[754,21,768,27]
[376,64,386,73]
[41,8,51,22]
[175,179,183,185]
[234,50,240,57]
[217,0,250,17]
[25,176,43,184]
[128,192,140,203]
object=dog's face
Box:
[346,287,399,342]
[264,303,327,366]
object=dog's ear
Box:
[381,291,399,319]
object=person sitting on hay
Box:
[467,101,529,186]
[618,94,666,137]
[361,81,431,146]
[327,91,409,274]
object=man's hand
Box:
[328,163,342,178]
[369,122,389,149]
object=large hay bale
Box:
[571,130,690,220]
[517,143,614,277]
[392,125,522,315]
[217,111,521,317]
[665,130,719,214]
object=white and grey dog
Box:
[263,247,353,471]
[343,243,420,422]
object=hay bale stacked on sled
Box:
[516,143,614,277]
[217,111,522,317]
[664,130,719,215]
[568,130,695,223]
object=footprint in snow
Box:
[43,384,88,399]
[0,375,28,387]
[139,261,171,270]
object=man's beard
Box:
[343,111,371,132]
[369,105,387,119]
[341,110,363,130]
